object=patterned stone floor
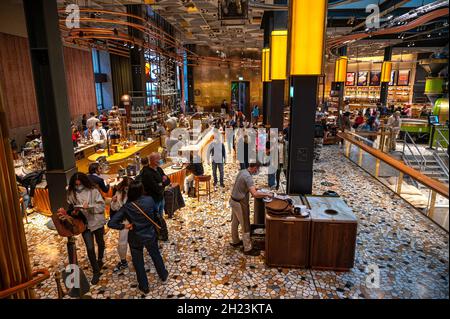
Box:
[25,145,449,299]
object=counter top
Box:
[305,195,357,223]
[87,140,156,163]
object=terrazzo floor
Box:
[25,145,449,299]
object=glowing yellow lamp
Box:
[261,48,271,82]
[289,0,327,75]
[381,61,392,83]
[270,30,288,80]
[334,56,348,82]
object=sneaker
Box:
[139,286,150,294]
[91,272,102,285]
[113,260,128,273]
[229,240,243,248]
[243,248,260,256]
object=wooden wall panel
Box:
[0,32,39,129]
[63,46,97,119]
[0,32,97,131]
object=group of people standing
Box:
[59,152,170,294]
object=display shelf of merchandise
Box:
[387,86,413,103]
[344,86,381,103]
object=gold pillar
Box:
[0,81,34,298]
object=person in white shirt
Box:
[86,112,99,130]
[92,122,107,144]
[385,111,402,152]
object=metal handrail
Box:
[434,127,449,179]
[402,131,427,171]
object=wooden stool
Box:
[194,175,211,201]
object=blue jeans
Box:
[268,173,276,188]
[212,162,224,185]
[81,227,105,274]
[21,194,30,216]
[128,232,167,290]
[154,199,165,217]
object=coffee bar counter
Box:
[86,139,160,174]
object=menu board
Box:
[389,70,397,86]
[357,71,368,86]
[397,70,410,86]
[369,71,381,86]
[345,72,355,86]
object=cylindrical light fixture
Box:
[334,56,348,82]
[288,0,327,76]
[381,61,393,82]
[270,30,288,80]
[261,48,271,82]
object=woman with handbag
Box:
[108,180,168,294]
[110,177,132,273]
[66,173,106,285]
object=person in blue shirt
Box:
[251,105,260,125]
[108,181,168,294]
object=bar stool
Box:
[194,175,211,201]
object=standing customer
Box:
[229,162,273,256]
[86,112,99,130]
[108,181,169,294]
[275,133,287,190]
[88,162,110,194]
[81,114,88,132]
[110,177,132,272]
[386,111,402,152]
[66,173,106,285]
[251,105,260,125]
[208,134,226,187]
[139,154,170,217]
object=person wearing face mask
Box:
[110,177,132,272]
[229,162,273,256]
[65,172,106,285]
[92,122,107,144]
[138,153,170,220]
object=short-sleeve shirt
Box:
[231,169,254,201]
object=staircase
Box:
[401,130,449,186]
[403,154,449,184]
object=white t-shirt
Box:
[92,128,107,142]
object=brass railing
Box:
[339,132,449,231]
[0,269,50,299]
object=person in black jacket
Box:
[139,154,170,217]
[208,134,226,187]
[108,181,168,294]
[88,163,110,194]
[184,153,204,194]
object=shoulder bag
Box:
[131,202,168,241]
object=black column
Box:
[287,76,318,195]
[127,4,146,103]
[23,0,77,211]
[186,44,196,111]
[268,80,284,130]
[380,47,393,107]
